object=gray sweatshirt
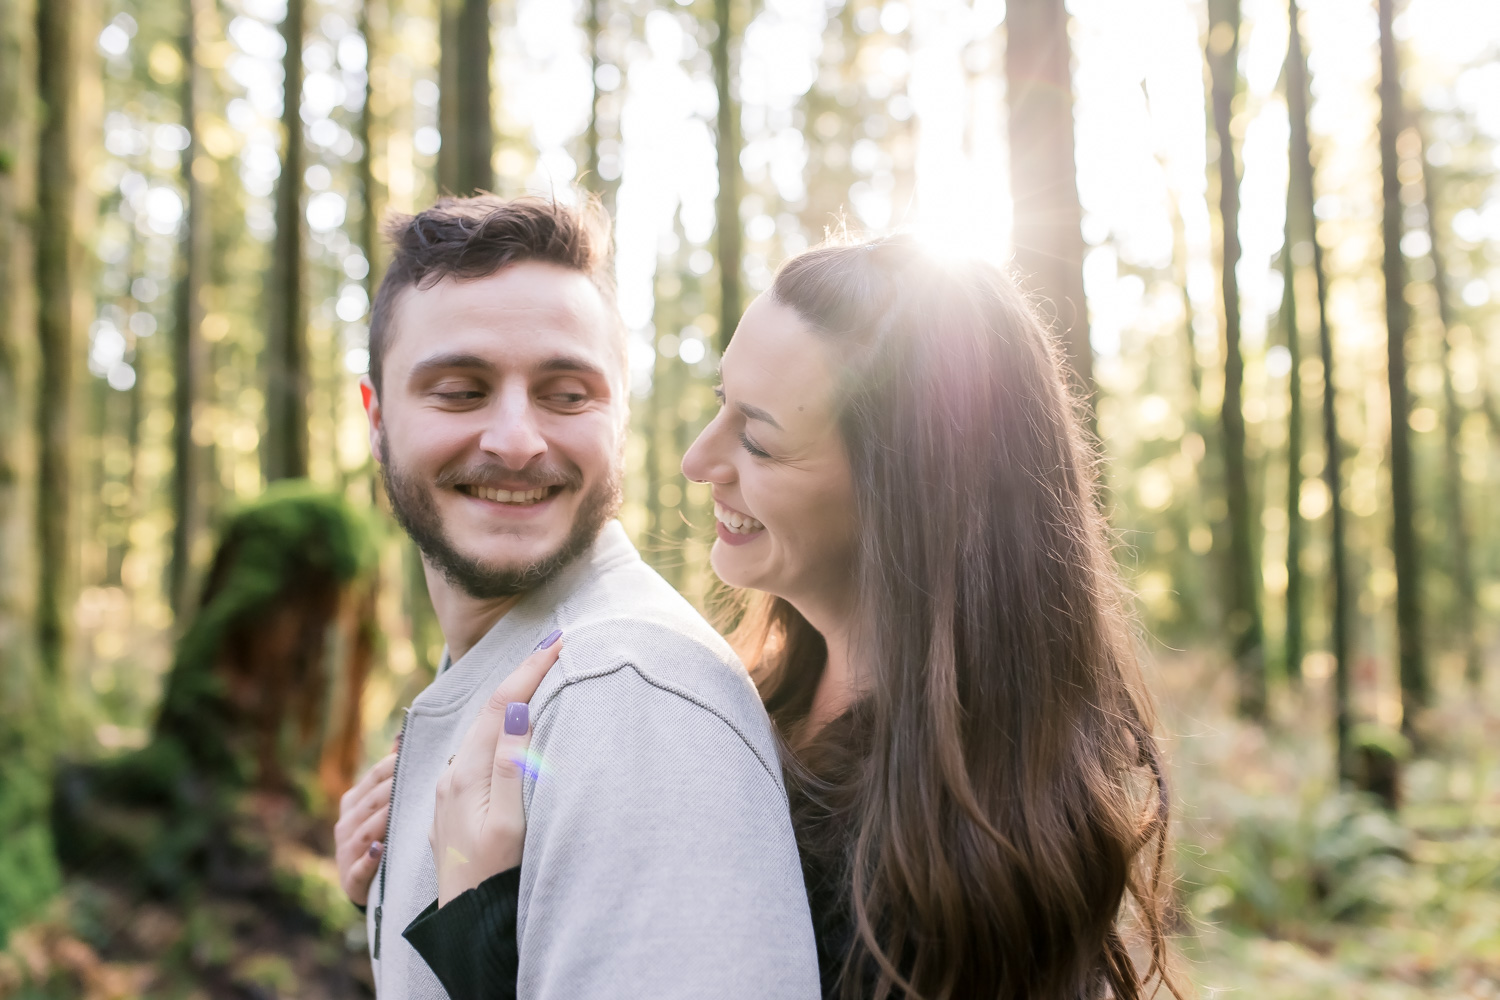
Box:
[366,521,821,999]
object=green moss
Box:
[0,755,62,946]
[51,483,376,893]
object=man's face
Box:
[363,261,627,598]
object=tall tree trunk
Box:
[1,0,38,702]
[1378,0,1427,725]
[35,0,90,683]
[1288,0,1353,777]
[266,0,308,482]
[712,0,741,352]
[583,0,620,218]
[1419,138,1479,687]
[438,0,493,195]
[1206,0,1266,719]
[358,0,383,288]
[171,0,209,615]
[1005,0,1093,408]
[1281,242,1305,683]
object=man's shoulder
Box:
[553,553,739,675]
[535,561,777,776]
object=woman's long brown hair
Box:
[733,235,1181,1000]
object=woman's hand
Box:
[334,735,400,906]
[429,629,563,907]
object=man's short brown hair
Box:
[368,194,618,392]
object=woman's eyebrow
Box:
[715,371,782,428]
[737,401,782,430]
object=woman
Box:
[404,234,1179,999]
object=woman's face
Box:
[681,296,858,625]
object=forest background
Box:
[0,0,1498,996]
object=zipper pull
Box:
[373,905,382,958]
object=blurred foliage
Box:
[2,0,1499,995]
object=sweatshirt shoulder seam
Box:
[533,661,782,786]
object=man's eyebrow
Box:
[535,355,609,379]
[407,353,493,380]
[407,353,609,381]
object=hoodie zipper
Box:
[373,706,410,960]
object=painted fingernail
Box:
[505,702,529,736]
[368,841,383,859]
[533,628,562,651]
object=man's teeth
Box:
[714,502,765,534]
[468,485,551,504]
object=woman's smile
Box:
[713,499,766,544]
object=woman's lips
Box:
[713,500,765,546]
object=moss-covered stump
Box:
[52,483,378,897]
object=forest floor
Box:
[1160,654,1500,999]
[2,651,1498,999]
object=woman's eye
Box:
[739,431,770,459]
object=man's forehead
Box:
[388,264,624,373]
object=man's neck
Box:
[423,561,522,664]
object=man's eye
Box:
[739,431,770,459]
[435,390,484,401]
[545,392,588,406]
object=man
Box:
[332,195,818,998]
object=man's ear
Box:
[360,376,384,464]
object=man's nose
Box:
[478,384,547,469]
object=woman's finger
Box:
[351,776,392,825]
[492,629,564,706]
[340,752,394,813]
[490,694,533,791]
[354,801,390,847]
[343,839,384,905]
[449,632,564,789]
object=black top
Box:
[403,841,852,999]
[402,867,523,1000]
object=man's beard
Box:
[380,438,622,600]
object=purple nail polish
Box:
[505,702,529,736]
[533,628,562,651]
[368,841,383,858]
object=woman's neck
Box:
[803,613,861,738]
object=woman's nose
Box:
[682,414,732,485]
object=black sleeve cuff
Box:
[402,867,523,1000]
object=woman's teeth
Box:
[714,502,765,534]
[467,485,550,505]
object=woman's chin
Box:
[708,545,759,592]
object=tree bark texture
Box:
[712,0,741,352]
[171,0,209,615]
[438,0,493,195]
[583,0,620,218]
[1378,0,1428,722]
[266,0,309,482]
[1288,0,1353,777]
[1,0,38,701]
[1419,139,1479,686]
[1206,0,1266,718]
[35,0,91,682]
[1005,0,1093,406]
[1280,243,1305,682]
[358,0,383,290]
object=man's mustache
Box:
[433,462,584,492]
